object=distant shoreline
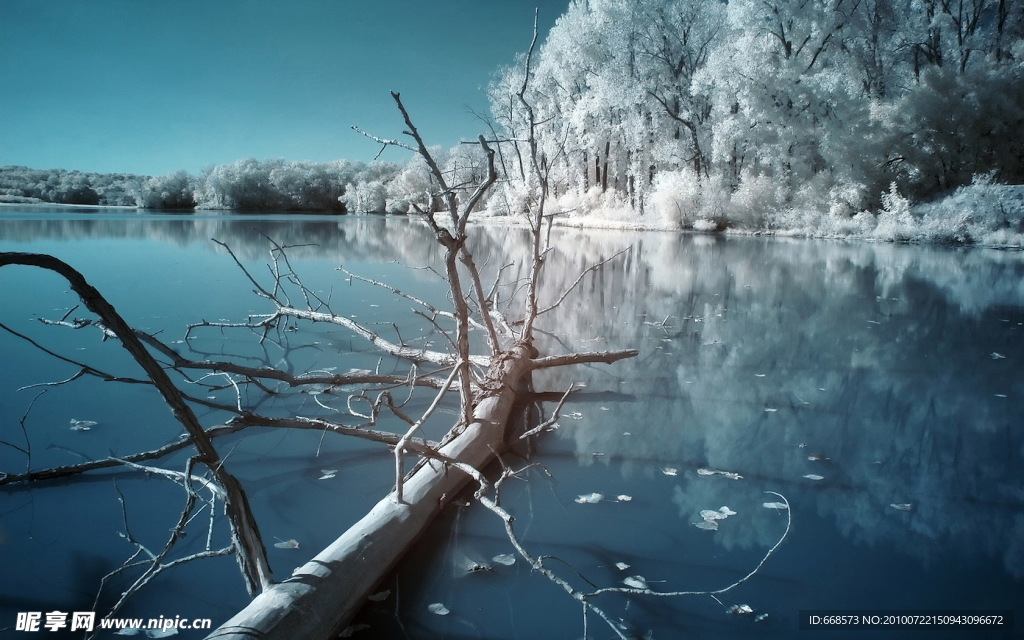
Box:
[0,200,138,210]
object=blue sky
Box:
[0,0,568,176]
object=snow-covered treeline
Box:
[481,0,1024,235]
[0,159,405,212]
[0,166,146,207]
[1,151,489,214]
[4,0,1021,239]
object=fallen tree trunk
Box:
[206,342,633,639]
[207,343,635,640]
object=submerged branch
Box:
[583,491,792,599]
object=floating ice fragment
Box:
[889,503,913,511]
[807,453,830,461]
[273,538,300,549]
[623,575,649,590]
[991,352,1007,359]
[727,604,754,616]
[693,520,719,530]
[802,474,824,481]
[318,469,338,480]
[427,603,450,616]
[755,613,769,622]
[492,553,516,566]
[69,419,97,431]
[575,492,603,504]
[700,506,737,527]
[661,467,678,476]
[614,562,631,570]
[367,590,391,601]
[754,373,766,377]
[697,468,743,480]
[994,393,1007,398]
[567,411,584,420]
[115,630,142,637]
[762,501,789,510]
[763,408,778,412]
[616,495,632,502]
[147,629,178,638]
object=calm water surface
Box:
[1,209,1022,639]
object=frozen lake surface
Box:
[1,209,1022,638]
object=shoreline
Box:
[0,200,138,210]
[2,192,1022,249]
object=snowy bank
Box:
[479,181,1024,249]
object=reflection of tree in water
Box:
[489,230,1024,579]
[1,212,447,268]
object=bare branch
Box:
[275,304,489,367]
[395,366,460,504]
[537,247,631,316]
[351,124,417,159]
[0,321,151,385]
[0,251,273,596]
[529,348,639,371]
[519,384,577,440]
[136,329,452,390]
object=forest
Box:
[2,0,1023,243]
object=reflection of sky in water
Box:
[1,212,1022,638]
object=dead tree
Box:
[202,88,638,639]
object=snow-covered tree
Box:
[136,170,197,209]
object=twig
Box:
[538,247,631,316]
[520,384,577,440]
[395,365,460,504]
[2,389,43,474]
[0,321,151,386]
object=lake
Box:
[1,208,1022,639]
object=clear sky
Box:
[0,0,568,176]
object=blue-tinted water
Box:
[1,210,1022,638]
